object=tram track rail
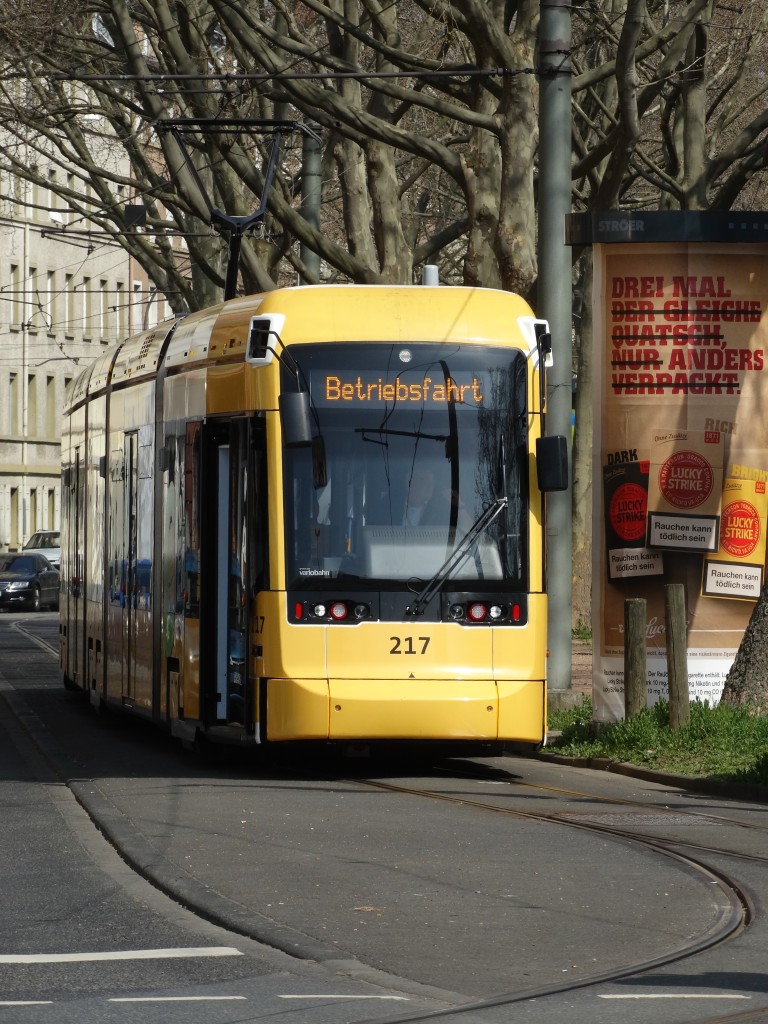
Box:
[431,758,768,851]
[342,772,753,1022]
[7,620,761,1023]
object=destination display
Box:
[317,372,486,406]
[297,344,527,414]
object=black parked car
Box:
[0,553,60,611]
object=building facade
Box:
[0,165,164,553]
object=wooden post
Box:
[665,583,689,730]
[624,598,647,718]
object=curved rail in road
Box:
[356,774,749,1021]
[5,617,762,1024]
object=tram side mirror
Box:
[536,435,569,492]
[534,322,553,369]
[279,391,313,448]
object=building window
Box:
[116,280,126,337]
[28,373,37,437]
[66,172,75,224]
[10,488,19,550]
[9,372,19,433]
[132,281,142,334]
[82,276,92,339]
[29,487,38,536]
[48,169,57,212]
[11,174,23,217]
[46,375,56,436]
[27,266,37,331]
[46,270,56,333]
[64,273,75,337]
[99,278,108,342]
[10,264,21,326]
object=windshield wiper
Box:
[405,497,508,617]
[356,427,448,446]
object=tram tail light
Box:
[445,601,523,625]
[303,599,370,622]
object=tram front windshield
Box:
[283,343,529,591]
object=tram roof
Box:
[110,319,177,387]
[161,285,537,371]
[252,285,536,346]
[70,286,540,402]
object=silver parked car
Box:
[22,530,61,570]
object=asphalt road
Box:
[2,611,768,1024]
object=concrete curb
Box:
[66,777,354,964]
[533,750,768,804]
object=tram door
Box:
[65,446,83,685]
[110,429,153,706]
[121,432,139,701]
[200,422,249,727]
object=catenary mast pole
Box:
[300,124,322,284]
[537,0,573,691]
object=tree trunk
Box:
[720,587,768,714]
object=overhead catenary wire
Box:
[53,68,536,83]
[0,233,175,367]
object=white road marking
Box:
[599,994,750,1000]
[110,997,247,1003]
[0,1002,53,1007]
[0,947,242,964]
[278,995,410,1000]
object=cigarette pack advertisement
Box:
[703,477,767,600]
[603,460,663,580]
[646,429,723,552]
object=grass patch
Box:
[572,620,592,642]
[547,696,768,787]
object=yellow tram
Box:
[59,284,567,752]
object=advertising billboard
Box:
[590,237,768,720]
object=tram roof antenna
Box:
[155,119,319,301]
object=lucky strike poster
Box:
[592,244,768,721]
[703,476,768,601]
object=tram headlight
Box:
[330,601,349,620]
[312,602,327,618]
[489,604,505,620]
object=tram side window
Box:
[108,448,124,605]
[247,418,268,596]
[184,421,201,616]
[228,420,248,631]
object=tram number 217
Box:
[390,636,431,655]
